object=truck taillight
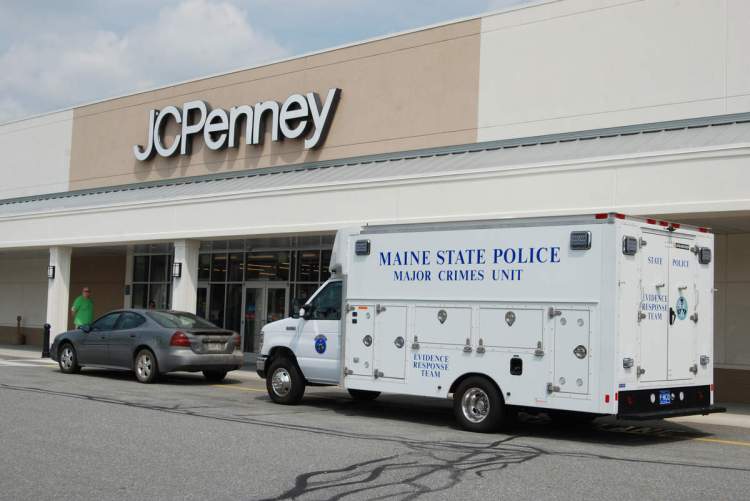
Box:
[170,331,191,347]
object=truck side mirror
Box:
[301,305,314,320]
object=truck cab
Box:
[256,279,343,398]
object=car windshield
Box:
[147,311,219,330]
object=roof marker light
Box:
[671,223,681,229]
[595,213,609,220]
[614,213,626,220]
[646,218,657,225]
[659,220,670,227]
[699,227,710,233]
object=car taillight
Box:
[233,333,241,349]
[170,331,191,347]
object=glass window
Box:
[321,249,332,281]
[209,284,226,327]
[92,313,121,331]
[149,283,170,310]
[198,253,211,281]
[310,281,342,320]
[228,252,244,282]
[115,312,146,330]
[132,284,148,309]
[148,311,219,329]
[225,284,243,333]
[196,287,208,319]
[295,250,320,282]
[211,253,227,282]
[245,251,290,281]
[149,255,169,283]
[133,256,149,282]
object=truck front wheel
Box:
[266,357,305,405]
[453,376,508,433]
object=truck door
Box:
[373,305,407,380]
[553,309,590,395]
[667,237,697,380]
[639,233,670,382]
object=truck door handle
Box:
[669,307,676,325]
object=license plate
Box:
[659,390,672,405]
[206,342,224,352]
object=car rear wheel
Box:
[58,343,80,374]
[348,389,380,401]
[203,370,228,382]
[134,349,159,384]
[266,357,305,405]
[453,376,509,433]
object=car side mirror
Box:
[80,324,92,333]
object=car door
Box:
[109,312,147,368]
[294,281,342,383]
[77,312,121,365]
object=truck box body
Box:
[330,214,716,417]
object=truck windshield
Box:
[148,311,219,330]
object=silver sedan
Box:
[50,309,244,383]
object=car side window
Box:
[115,312,146,330]
[91,313,121,331]
[311,282,342,321]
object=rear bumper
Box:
[256,355,267,379]
[159,349,244,373]
[617,405,726,420]
[617,385,722,420]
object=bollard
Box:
[41,323,51,358]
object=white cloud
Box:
[0,0,287,123]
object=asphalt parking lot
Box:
[1,351,749,501]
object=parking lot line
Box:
[693,437,750,448]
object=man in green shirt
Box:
[71,287,94,328]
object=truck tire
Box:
[453,376,507,433]
[266,357,305,405]
[348,389,380,401]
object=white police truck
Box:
[256,214,724,432]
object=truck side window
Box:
[311,281,342,320]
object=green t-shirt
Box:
[72,296,94,327]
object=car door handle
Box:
[129,334,136,338]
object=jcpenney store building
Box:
[1,0,749,401]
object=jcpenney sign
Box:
[133,87,340,161]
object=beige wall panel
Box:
[68,254,126,330]
[69,20,481,191]
[724,281,750,367]
[726,233,750,283]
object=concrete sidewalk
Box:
[1,343,746,428]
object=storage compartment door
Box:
[373,305,408,380]
[345,305,375,377]
[639,233,670,382]
[553,309,591,395]
[667,239,697,381]
[479,307,543,349]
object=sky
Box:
[0,0,529,123]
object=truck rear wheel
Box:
[453,376,508,433]
[348,389,380,401]
[266,357,305,405]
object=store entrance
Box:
[242,283,289,353]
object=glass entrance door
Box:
[242,283,289,353]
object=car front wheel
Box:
[58,343,80,374]
[266,357,305,405]
[134,349,159,384]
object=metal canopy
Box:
[2,113,749,218]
